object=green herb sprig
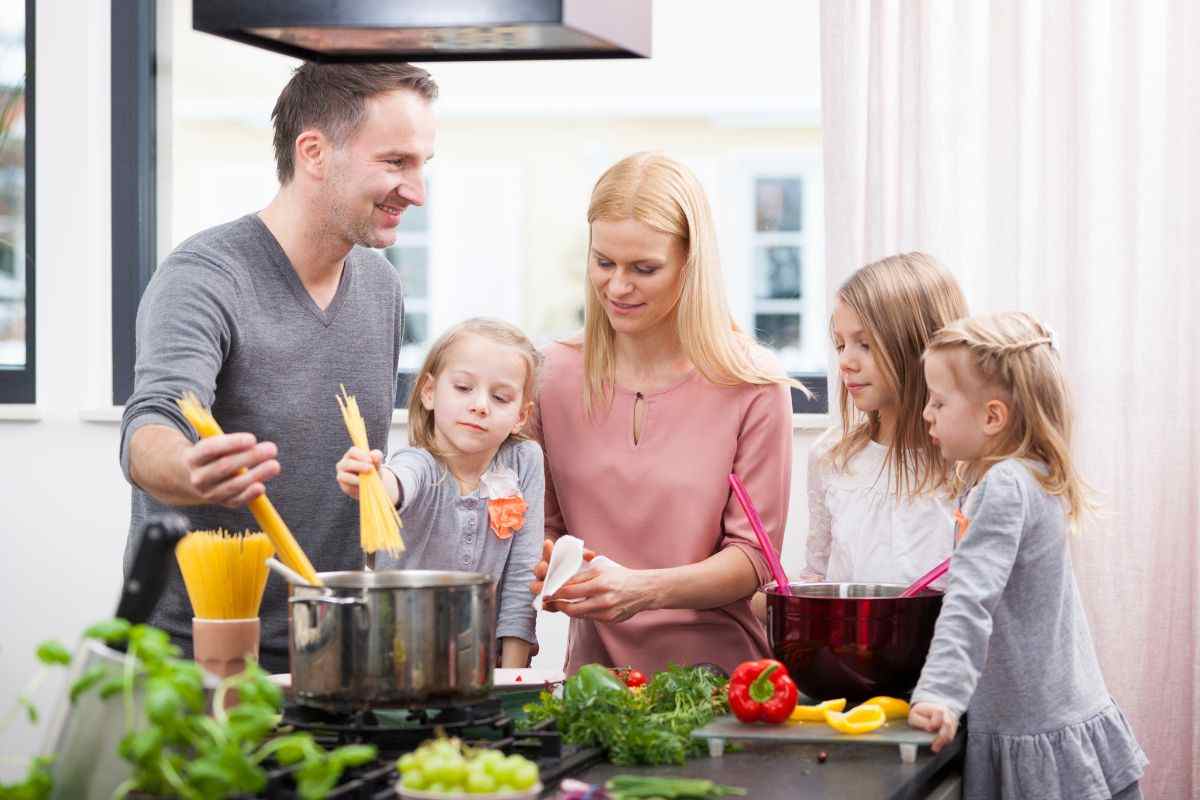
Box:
[520,664,728,766]
[0,640,74,799]
[3,619,377,800]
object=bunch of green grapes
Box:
[397,737,540,796]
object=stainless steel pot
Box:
[288,570,496,709]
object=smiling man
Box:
[119,63,437,670]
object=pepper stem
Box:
[748,663,780,703]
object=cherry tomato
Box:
[623,669,647,688]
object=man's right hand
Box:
[129,424,280,508]
[184,432,281,507]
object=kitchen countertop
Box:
[565,736,964,800]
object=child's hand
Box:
[336,447,383,499]
[908,702,959,753]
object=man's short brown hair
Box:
[271,62,438,184]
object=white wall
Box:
[0,0,828,775]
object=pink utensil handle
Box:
[900,557,950,598]
[728,474,792,596]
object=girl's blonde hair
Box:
[407,318,542,460]
[579,151,809,412]
[829,252,968,497]
[925,312,1094,524]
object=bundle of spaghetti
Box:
[176,392,323,586]
[336,385,405,556]
[176,529,274,619]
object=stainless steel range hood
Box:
[193,0,652,63]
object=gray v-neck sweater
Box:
[119,214,404,670]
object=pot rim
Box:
[296,569,494,591]
[764,581,941,599]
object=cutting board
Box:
[692,714,936,748]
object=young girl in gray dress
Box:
[910,312,1147,800]
[336,318,544,668]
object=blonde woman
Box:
[801,254,969,587]
[528,152,800,676]
[910,312,1147,799]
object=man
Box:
[120,63,437,671]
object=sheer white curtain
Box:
[819,1,1200,797]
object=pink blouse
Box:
[535,342,794,676]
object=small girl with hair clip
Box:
[910,312,1147,800]
[336,317,544,668]
[801,252,968,587]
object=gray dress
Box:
[379,439,544,648]
[912,459,1147,800]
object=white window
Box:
[384,188,432,372]
[723,153,826,384]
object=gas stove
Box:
[259,697,602,798]
[42,639,599,800]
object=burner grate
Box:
[251,698,603,798]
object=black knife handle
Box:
[115,512,189,625]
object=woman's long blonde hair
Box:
[408,318,542,462]
[828,252,968,497]
[926,312,1095,525]
[580,152,808,412]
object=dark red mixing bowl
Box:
[765,582,943,702]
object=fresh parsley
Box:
[520,664,728,766]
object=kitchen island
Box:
[565,736,963,800]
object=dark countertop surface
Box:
[566,737,964,800]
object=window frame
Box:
[0,0,36,404]
[388,222,433,410]
[111,0,157,406]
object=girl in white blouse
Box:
[802,253,968,586]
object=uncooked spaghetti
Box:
[336,385,405,556]
[176,392,323,586]
[176,529,274,619]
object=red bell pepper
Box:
[728,659,799,724]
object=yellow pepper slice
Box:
[789,697,846,722]
[824,703,886,734]
[861,696,910,720]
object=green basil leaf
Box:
[35,641,71,667]
[296,759,340,800]
[144,678,182,724]
[118,728,163,765]
[267,733,317,766]
[98,676,126,700]
[331,743,377,769]
[225,704,279,743]
[83,619,131,644]
[128,625,174,663]
[184,757,239,793]
[69,664,110,704]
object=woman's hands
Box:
[529,538,656,622]
[336,446,383,499]
[908,702,959,752]
[529,538,594,599]
[549,563,657,623]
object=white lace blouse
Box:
[803,427,955,587]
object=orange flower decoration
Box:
[954,508,971,543]
[488,496,528,540]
